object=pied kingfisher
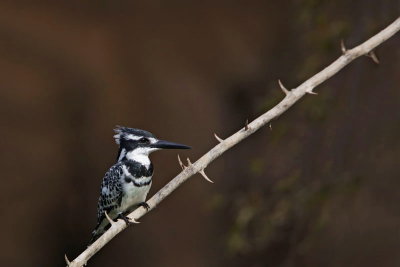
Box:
[90,126,190,243]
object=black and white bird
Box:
[90,126,190,243]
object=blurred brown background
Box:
[0,1,399,266]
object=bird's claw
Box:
[117,213,133,226]
[138,202,150,211]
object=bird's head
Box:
[114,126,191,162]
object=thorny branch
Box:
[67,17,400,266]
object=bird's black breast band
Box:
[124,160,154,178]
[124,176,152,187]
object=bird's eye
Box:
[139,137,149,143]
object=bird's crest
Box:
[113,126,155,145]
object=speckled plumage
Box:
[90,159,154,243]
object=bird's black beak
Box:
[151,140,191,149]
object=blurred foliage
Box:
[220,168,365,265]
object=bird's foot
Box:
[138,202,150,211]
[117,213,133,226]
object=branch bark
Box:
[67,17,400,266]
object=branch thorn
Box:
[104,211,115,226]
[65,254,71,265]
[340,39,347,54]
[367,50,379,64]
[269,123,272,130]
[278,79,290,95]
[214,133,223,143]
[307,90,318,95]
[199,169,214,183]
[244,119,249,130]
[177,154,186,170]
[186,157,193,166]
[128,216,140,224]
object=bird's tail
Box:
[88,223,103,245]
[88,232,101,245]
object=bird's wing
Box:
[91,163,124,239]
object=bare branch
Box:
[68,17,400,267]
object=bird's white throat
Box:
[125,148,151,167]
